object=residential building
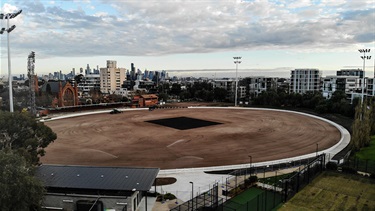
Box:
[238,85,246,99]
[248,77,278,97]
[322,76,361,99]
[290,69,322,94]
[368,78,375,97]
[337,68,363,78]
[100,60,127,94]
[212,79,236,101]
[77,73,101,96]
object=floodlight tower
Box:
[28,51,36,116]
[233,57,242,106]
[0,9,22,112]
[358,49,371,103]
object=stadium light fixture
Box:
[233,57,242,106]
[358,49,371,104]
[1,9,22,112]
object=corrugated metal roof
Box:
[36,165,159,192]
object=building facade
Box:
[322,76,361,99]
[212,79,236,101]
[77,73,101,96]
[100,60,127,94]
[36,165,159,211]
[290,69,322,94]
[368,78,375,97]
[248,77,278,97]
[337,69,363,78]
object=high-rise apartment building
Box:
[290,69,322,94]
[100,60,127,94]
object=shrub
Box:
[249,175,258,183]
[326,162,338,170]
[164,193,176,200]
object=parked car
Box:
[110,109,122,114]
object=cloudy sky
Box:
[0,0,374,78]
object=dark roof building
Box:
[36,165,159,211]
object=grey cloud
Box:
[22,1,45,13]
[4,0,375,59]
[355,33,375,43]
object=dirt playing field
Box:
[41,108,341,169]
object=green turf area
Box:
[229,188,264,205]
[355,136,375,162]
[279,171,375,211]
[224,187,283,211]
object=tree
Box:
[0,151,45,211]
[170,83,182,96]
[370,98,375,135]
[74,74,84,84]
[0,111,57,165]
[351,100,372,150]
[213,87,227,102]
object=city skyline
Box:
[0,0,374,77]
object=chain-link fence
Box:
[170,184,222,211]
[282,154,325,202]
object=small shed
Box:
[36,165,159,211]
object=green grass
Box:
[278,171,375,211]
[229,188,264,205]
[355,136,375,162]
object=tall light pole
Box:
[358,49,371,104]
[1,10,22,112]
[189,181,194,210]
[233,57,242,106]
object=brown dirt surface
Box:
[41,108,341,169]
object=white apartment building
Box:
[77,74,101,96]
[290,69,322,94]
[322,76,361,99]
[100,60,127,94]
[248,77,278,97]
[368,78,375,97]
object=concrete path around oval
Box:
[40,106,350,203]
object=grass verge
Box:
[278,171,375,210]
[355,136,375,162]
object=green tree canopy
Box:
[0,111,57,165]
[0,151,45,211]
[351,100,372,150]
